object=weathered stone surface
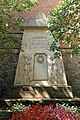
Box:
[0,86,72,99]
[14,13,73,98]
[0,50,80,97]
[0,78,4,87]
[0,54,19,87]
[21,12,47,27]
[0,71,9,79]
[0,49,80,97]
[62,49,80,97]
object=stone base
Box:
[45,85,73,98]
[1,85,73,99]
[19,85,73,99]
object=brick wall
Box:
[23,0,60,19]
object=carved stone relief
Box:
[14,13,73,98]
[33,53,48,80]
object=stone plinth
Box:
[14,13,73,98]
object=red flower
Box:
[10,104,79,120]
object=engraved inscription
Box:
[29,36,48,49]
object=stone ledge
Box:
[0,85,73,99]
[0,98,80,109]
[0,98,80,102]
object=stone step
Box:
[1,98,80,102]
[0,85,73,99]
[0,98,80,109]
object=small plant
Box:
[11,103,27,112]
[59,103,80,117]
[59,103,78,112]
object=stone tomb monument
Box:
[14,13,73,98]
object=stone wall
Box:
[0,53,19,87]
[0,49,80,97]
[23,0,60,20]
[62,49,80,97]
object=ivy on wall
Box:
[0,0,37,67]
[48,0,80,55]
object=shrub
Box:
[49,0,80,55]
[10,103,80,120]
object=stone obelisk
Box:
[14,13,73,98]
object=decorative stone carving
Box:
[33,53,48,81]
[37,55,44,63]
[14,13,73,98]
[24,56,32,83]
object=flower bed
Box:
[9,104,80,120]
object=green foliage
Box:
[59,103,80,116]
[59,103,78,112]
[0,0,37,66]
[49,0,80,54]
[11,103,27,112]
[0,34,21,67]
[0,0,37,33]
[0,111,12,119]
